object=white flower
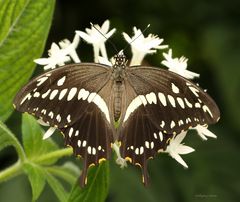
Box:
[43,127,56,140]
[123,26,168,65]
[161,49,199,79]
[37,119,56,140]
[165,131,195,168]
[112,142,127,168]
[76,20,116,62]
[34,43,71,70]
[194,125,217,140]
[98,56,112,66]
[34,34,81,70]
[58,33,81,63]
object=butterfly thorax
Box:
[112,52,127,121]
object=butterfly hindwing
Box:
[13,51,220,187]
[61,101,113,186]
[13,63,115,186]
[118,66,220,184]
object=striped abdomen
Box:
[113,81,123,121]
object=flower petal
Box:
[170,152,189,168]
[34,58,50,65]
[177,145,195,155]
[195,125,217,140]
[43,127,56,140]
[76,31,94,44]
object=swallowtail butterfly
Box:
[13,51,220,187]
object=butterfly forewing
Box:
[13,52,220,187]
[118,66,220,184]
[13,63,115,186]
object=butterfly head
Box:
[113,51,127,68]
[113,51,127,81]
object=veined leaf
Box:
[0,0,55,121]
[45,169,69,202]
[46,162,80,185]
[68,161,109,202]
[23,163,46,202]
[0,120,25,161]
[22,113,58,164]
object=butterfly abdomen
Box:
[113,81,124,121]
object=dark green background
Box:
[1,0,240,201]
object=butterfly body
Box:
[13,52,220,187]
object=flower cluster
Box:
[35,19,217,170]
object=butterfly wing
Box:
[13,63,115,186]
[119,66,220,185]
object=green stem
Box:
[0,160,23,183]
[0,148,73,183]
[33,148,73,164]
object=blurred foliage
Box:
[0,0,240,201]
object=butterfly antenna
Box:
[122,24,150,52]
[90,22,119,53]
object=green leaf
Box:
[46,162,80,185]
[45,169,69,202]
[0,0,55,121]
[68,161,109,202]
[23,163,46,202]
[0,120,25,161]
[22,113,58,164]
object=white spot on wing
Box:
[78,88,89,100]
[37,77,48,86]
[78,140,81,147]
[92,94,110,123]
[168,95,176,107]
[170,120,175,128]
[67,115,71,123]
[139,95,147,106]
[57,76,66,86]
[160,121,165,128]
[158,92,167,106]
[56,114,61,122]
[184,98,193,108]
[92,147,96,155]
[145,141,150,149]
[171,83,180,94]
[146,92,157,104]
[50,89,58,100]
[177,97,185,108]
[75,130,79,136]
[67,87,77,101]
[69,127,73,137]
[87,92,97,102]
[178,120,184,126]
[150,142,154,149]
[33,92,40,97]
[135,148,139,155]
[159,131,163,141]
[87,146,92,154]
[42,89,51,99]
[59,89,68,100]
[123,96,142,122]
[82,140,87,147]
[20,93,31,105]
[202,105,213,118]
[189,86,199,97]
[48,111,54,119]
[195,102,201,108]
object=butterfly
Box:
[13,51,220,187]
